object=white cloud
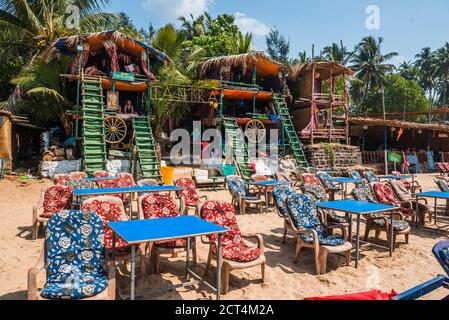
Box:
[234,12,270,37]
[142,0,212,20]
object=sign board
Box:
[387,151,402,163]
[111,71,135,82]
[438,133,449,138]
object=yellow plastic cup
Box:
[160,166,175,185]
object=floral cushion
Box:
[364,171,379,183]
[352,186,379,203]
[118,173,135,187]
[317,172,340,191]
[227,177,259,201]
[42,186,74,218]
[200,201,261,262]
[141,194,185,248]
[435,179,449,192]
[96,175,131,204]
[93,171,109,178]
[373,183,414,216]
[41,210,108,300]
[391,171,421,190]
[285,194,346,247]
[174,177,200,206]
[70,172,88,180]
[302,173,321,185]
[81,200,128,251]
[369,218,410,231]
[65,179,94,190]
[54,174,72,186]
[273,185,296,217]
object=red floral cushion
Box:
[174,178,200,206]
[118,173,136,187]
[373,183,414,215]
[70,172,88,180]
[54,174,72,186]
[302,174,321,186]
[200,201,261,262]
[141,194,185,248]
[42,185,74,218]
[94,171,109,178]
[96,174,131,204]
[82,199,129,251]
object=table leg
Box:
[435,198,438,225]
[265,188,269,214]
[416,194,420,229]
[344,183,348,199]
[180,194,184,215]
[213,181,217,192]
[186,237,190,279]
[112,232,116,262]
[355,215,361,268]
[129,192,133,220]
[131,245,136,300]
[216,234,222,300]
[389,211,394,257]
[348,213,353,244]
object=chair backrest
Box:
[193,169,209,181]
[251,174,269,183]
[45,210,106,299]
[118,172,135,187]
[406,155,421,173]
[372,182,401,205]
[42,185,74,217]
[433,240,449,276]
[138,179,159,187]
[207,168,223,177]
[301,183,328,203]
[65,179,94,190]
[364,171,379,183]
[82,196,128,250]
[352,186,378,203]
[301,173,321,185]
[389,180,412,202]
[200,201,242,244]
[272,185,296,218]
[436,163,448,172]
[350,171,363,180]
[435,179,449,192]
[285,193,322,231]
[70,172,88,180]
[139,193,179,219]
[427,151,436,172]
[226,176,248,196]
[443,163,449,171]
[174,177,199,206]
[54,174,72,185]
[317,171,337,190]
[275,172,291,182]
[93,171,109,178]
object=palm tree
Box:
[415,47,437,122]
[232,31,253,54]
[177,13,211,40]
[323,41,351,65]
[398,61,420,82]
[350,36,398,117]
[435,43,449,108]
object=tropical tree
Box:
[178,12,211,40]
[349,36,398,117]
[323,42,351,65]
[415,47,437,122]
[398,61,420,82]
[232,31,253,54]
[265,28,290,63]
[435,43,449,107]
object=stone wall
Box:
[304,144,362,169]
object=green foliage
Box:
[265,28,290,63]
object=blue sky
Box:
[107,0,449,65]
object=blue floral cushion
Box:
[317,171,340,191]
[41,210,108,300]
[272,185,296,217]
[369,218,410,231]
[364,171,379,183]
[435,179,449,192]
[285,194,346,247]
[227,177,259,200]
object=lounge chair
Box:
[363,170,380,183]
[27,210,116,300]
[317,171,343,200]
[174,177,207,215]
[200,200,266,295]
[82,196,145,274]
[371,182,416,224]
[272,185,297,243]
[226,175,263,215]
[389,179,431,224]
[352,186,411,248]
[426,151,437,173]
[285,194,352,275]
[70,171,88,180]
[138,193,196,274]
[31,185,74,240]
[406,155,421,174]
[391,171,422,193]
[54,174,72,185]
[434,178,449,213]
[436,163,449,176]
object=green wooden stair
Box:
[223,118,255,180]
[273,96,309,168]
[81,77,107,175]
[132,116,161,180]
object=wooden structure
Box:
[288,61,353,144]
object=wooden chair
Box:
[200,201,266,295]
[352,186,410,248]
[82,196,145,274]
[28,210,116,300]
[138,193,197,274]
[226,175,263,215]
[31,185,73,240]
[436,163,449,176]
[174,177,207,215]
[285,194,352,275]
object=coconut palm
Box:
[415,47,437,122]
[232,31,253,54]
[323,42,351,65]
[435,43,449,107]
[177,12,211,40]
[398,61,420,82]
[350,36,398,115]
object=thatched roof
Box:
[0,110,44,130]
[290,61,353,80]
[45,30,171,64]
[345,116,449,133]
[198,51,285,78]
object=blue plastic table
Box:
[108,216,229,300]
[325,178,363,199]
[415,191,449,226]
[317,200,398,268]
[84,177,121,182]
[380,175,413,180]
[247,180,291,214]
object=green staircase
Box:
[81,76,107,175]
[132,116,161,181]
[273,96,309,168]
[223,118,255,180]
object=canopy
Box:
[214,89,273,101]
[291,61,353,80]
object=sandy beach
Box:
[0,172,448,300]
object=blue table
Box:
[380,175,413,180]
[325,178,363,199]
[84,177,121,182]
[317,200,398,268]
[74,186,184,218]
[247,180,291,214]
[108,216,229,300]
[415,191,449,226]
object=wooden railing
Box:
[362,151,385,164]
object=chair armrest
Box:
[417,198,428,204]
[200,236,215,245]
[199,195,208,200]
[326,224,348,239]
[27,248,46,300]
[106,261,116,300]
[401,200,413,209]
[241,233,265,254]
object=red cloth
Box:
[305,290,397,300]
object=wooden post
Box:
[75,43,84,140]
[252,62,257,114]
[311,46,315,145]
